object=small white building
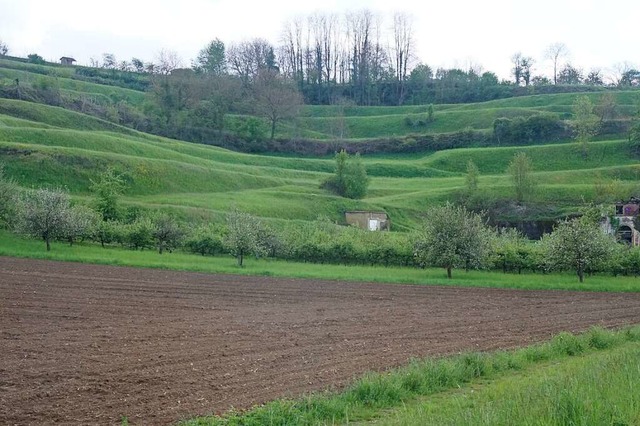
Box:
[345,211,390,231]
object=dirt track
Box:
[1,257,640,425]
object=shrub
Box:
[185,225,224,256]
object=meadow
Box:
[1,95,639,229]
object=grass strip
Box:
[182,326,640,425]
[2,231,640,292]
[376,340,640,425]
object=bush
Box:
[493,113,567,145]
[122,217,154,250]
[321,150,369,199]
[185,225,224,256]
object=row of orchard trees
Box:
[1,166,638,282]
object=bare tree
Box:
[252,70,303,140]
[227,39,277,84]
[392,12,414,104]
[608,61,635,86]
[545,42,569,85]
[279,17,305,83]
[155,49,183,75]
[346,9,375,104]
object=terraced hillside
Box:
[1,58,639,229]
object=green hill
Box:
[1,56,639,229]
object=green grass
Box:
[2,57,640,229]
[0,66,146,105]
[376,339,640,425]
[1,99,638,228]
[181,326,640,426]
[0,99,139,134]
[297,90,640,139]
[3,230,640,292]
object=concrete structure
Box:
[59,57,76,66]
[605,198,640,245]
[345,211,389,231]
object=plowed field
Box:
[2,257,639,425]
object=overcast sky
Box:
[1,0,637,80]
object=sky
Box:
[0,0,637,81]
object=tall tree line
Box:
[277,10,415,106]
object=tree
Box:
[102,53,116,69]
[322,149,369,199]
[224,209,265,267]
[0,39,8,56]
[545,42,569,85]
[193,38,226,75]
[91,168,125,221]
[414,203,491,279]
[596,92,617,122]
[152,213,184,254]
[123,217,154,250]
[155,49,182,75]
[557,64,582,85]
[585,69,604,86]
[62,204,99,246]
[507,152,536,203]
[391,12,415,104]
[572,95,599,159]
[494,228,531,274]
[620,68,640,87]
[185,224,223,256]
[252,70,303,140]
[520,57,534,86]
[465,159,480,193]
[511,52,524,85]
[16,188,71,251]
[0,163,19,228]
[227,38,277,84]
[629,122,640,155]
[542,215,615,283]
[131,57,145,73]
[27,53,45,64]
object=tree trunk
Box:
[237,252,244,267]
[270,120,276,140]
[578,267,584,283]
[159,245,164,255]
[46,237,51,252]
[446,266,452,279]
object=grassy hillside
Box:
[298,91,640,139]
[1,98,638,229]
[1,56,639,229]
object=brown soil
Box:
[1,257,639,425]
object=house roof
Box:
[59,56,76,61]
[345,211,388,215]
